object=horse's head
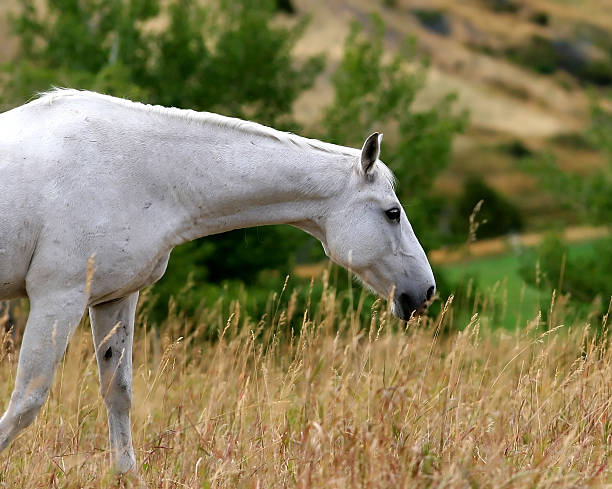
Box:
[323,133,435,320]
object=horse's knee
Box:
[0,384,49,449]
[11,385,49,428]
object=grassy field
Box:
[0,276,611,488]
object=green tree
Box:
[321,17,467,249]
[523,103,611,226]
[6,0,324,125]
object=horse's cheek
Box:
[334,221,380,268]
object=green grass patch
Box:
[438,240,602,329]
[440,252,545,329]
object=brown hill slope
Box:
[291,0,595,140]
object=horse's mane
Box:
[35,88,396,187]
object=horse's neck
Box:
[159,125,353,246]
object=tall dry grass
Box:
[0,275,611,488]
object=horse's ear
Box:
[361,132,383,176]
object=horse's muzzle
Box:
[394,285,435,320]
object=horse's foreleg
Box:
[89,292,138,473]
[0,291,85,449]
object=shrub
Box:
[524,105,611,227]
[504,35,612,86]
[581,59,612,86]
[550,132,596,150]
[451,177,523,240]
[498,139,534,159]
[483,0,521,14]
[530,11,549,26]
[275,0,295,14]
[505,35,558,75]
[519,234,611,311]
[411,9,451,36]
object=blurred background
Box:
[0,0,609,332]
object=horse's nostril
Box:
[398,293,417,318]
[426,285,435,301]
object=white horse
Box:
[0,89,435,472]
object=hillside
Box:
[292,0,588,137]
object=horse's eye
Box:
[385,207,401,223]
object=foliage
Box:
[526,104,612,226]
[275,0,296,14]
[519,234,611,312]
[531,147,612,225]
[520,100,611,314]
[550,131,596,150]
[411,9,451,37]
[322,18,421,147]
[484,0,521,14]
[505,35,612,86]
[585,104,612,223]
[505,35,559,75]
[498,139,533,158]
[14,0,156,74]
[5,0,155,104]
[6,0,323,125]
[529,11,549,27]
